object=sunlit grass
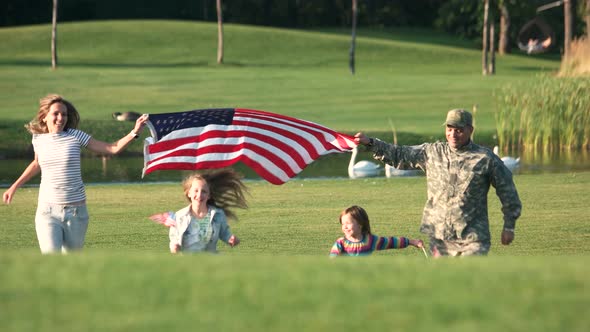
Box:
[1,20,588,332]
[1,173,589,332]
[0,20,560,158]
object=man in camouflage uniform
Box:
[354,109,522,257]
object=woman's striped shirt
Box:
[329,234,409,256]
[33,129,91,204]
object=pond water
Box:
[1,149,590,186]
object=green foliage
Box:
[433,0,588,52]
[0,0,442,29]
[495,74,590,151]
[435,0,481,40]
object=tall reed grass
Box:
[494,74,590,152]
[559,37,590,77]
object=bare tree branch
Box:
[499,4,510,55]
[51,0,58,69]
[216,0,224,64]
[349,0,358,74]
[482,0,489,75]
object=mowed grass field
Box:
[1,21,587,331]
[1,173,589,331]
[0,20,560,151]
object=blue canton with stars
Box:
[148,108,235,141]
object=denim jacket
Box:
[168,205,232,253]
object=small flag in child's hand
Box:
[149,212,176,227]
[421,246,429,258]
[141,108,357,184]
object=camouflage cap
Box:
[444,109,473,128]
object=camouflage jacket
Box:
[369,138,521,243]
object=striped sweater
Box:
[33,129,91,204]
[329,234,410,256]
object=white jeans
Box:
[35,202,89,254]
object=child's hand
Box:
[170,244,181,253]
[410,239,424,248]
[228,235,240,247]
[149,212,176,227]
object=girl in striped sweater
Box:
[329,205,424,256]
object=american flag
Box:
[142,108,357,184]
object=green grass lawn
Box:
[1,21,587,332]
[0,20,560,157]
[1,173,589,331]
[2,254,587,332]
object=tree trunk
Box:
[564,0,572,59]
[51,0,58,69]
[489,21,496,74]
[482,0,489,75]
[499,4,510,55]
[586,0,590,36]
[216,0,224,64]
[349,0,358,74]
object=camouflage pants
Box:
[429,238,491,257]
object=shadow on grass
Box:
[312,27,478,50]
[510,66,559,72]
[0,59,334,69]
[0,60,209,68]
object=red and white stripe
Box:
[142,108,357,184]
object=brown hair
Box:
[182,168,249,220]
[25,94,80,134]
[339,205,371,236]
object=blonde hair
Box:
[182,168,248,220]
[25,94,80,134]
[339,205,371,236]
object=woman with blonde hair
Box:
[2,94,149,253]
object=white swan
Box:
[493,146,520,173]
[385,164,423,177]
[383,119,423,177]
[348,146,381,179]
[112,111,141,122]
